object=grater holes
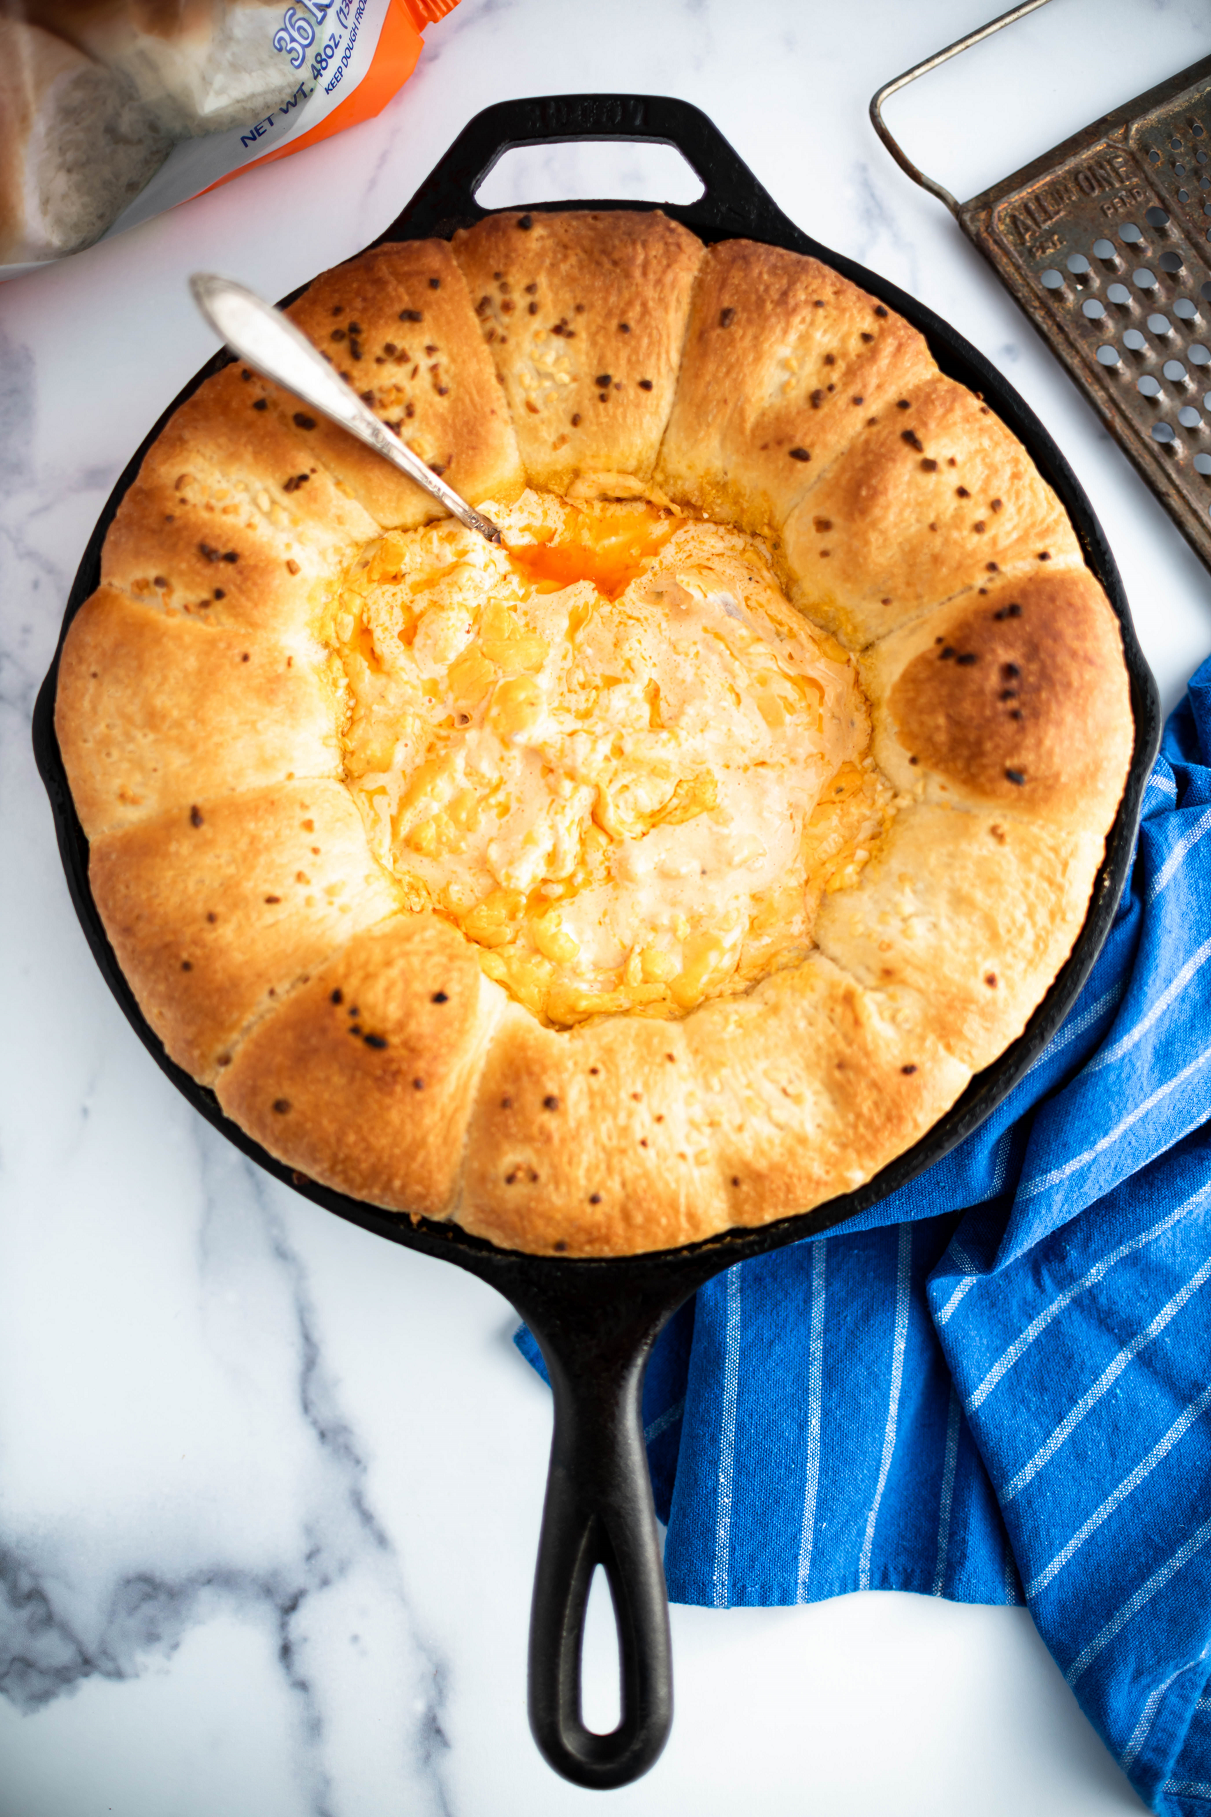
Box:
[1195,124,1207,138]
[1149,150,1163,165]
[1171,138,1183,152]
[1195,454,1211,475]
[1037,212,1211,457]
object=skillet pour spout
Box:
[33,91,1158,1791]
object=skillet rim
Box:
[30,91,1160,1293]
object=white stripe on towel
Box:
[932,1386,962,1597]
[858,1225,912,1592]
[1029,1381,1211,1599]
[643,1397,685,1446]
[1017,1043,1211,1200]
[1150,807,1211,901]
[1003,1255,1211,1503]
[937,1241,981,1328]
[1067,1514,1211,1685]
[1121,1652,1209,1771]
[1023,982,1126,1082]
[712,1267,742,1609]
[796,1239,828,1603]
[970,1185,1211,1410]
[1087,935,1211,1074]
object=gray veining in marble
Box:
[3,1,1208,1811]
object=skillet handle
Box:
[527,1326,672,1789]
[383,92,804,244]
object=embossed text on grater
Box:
[962,57,1211,572]
[872,14,1211,576]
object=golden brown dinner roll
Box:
[781,374,1083,648]
[451,209,704,489]
[217,914,506,1218]
[269,240,526,528]
[89,782,398,1081]
[102,362,379,636]
[685,953,971,1225]
[457,1007,730,1256]
[657,238,937,539]
[56,585,340,837]
[813,803,1106,1073]
[862,567,1133,831]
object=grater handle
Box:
[870,0,1054,215]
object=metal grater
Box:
[872,0,1211,573]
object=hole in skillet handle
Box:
[371,92,804,245]
[475,139,705,210]
[580,1563,623,1731]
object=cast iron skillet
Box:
[32,94,1159,1792]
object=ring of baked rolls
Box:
[55,210,1133,1256]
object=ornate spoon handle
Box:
[190,271,502,545]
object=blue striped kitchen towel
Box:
[517,650,1211,1814]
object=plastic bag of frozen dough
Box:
[1,0,460,279]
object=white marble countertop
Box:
[3,1,1210,1811]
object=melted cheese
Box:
[330,488,883,1025]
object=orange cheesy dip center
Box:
[329,488,887,1026]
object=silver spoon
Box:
[189,272,502,545]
